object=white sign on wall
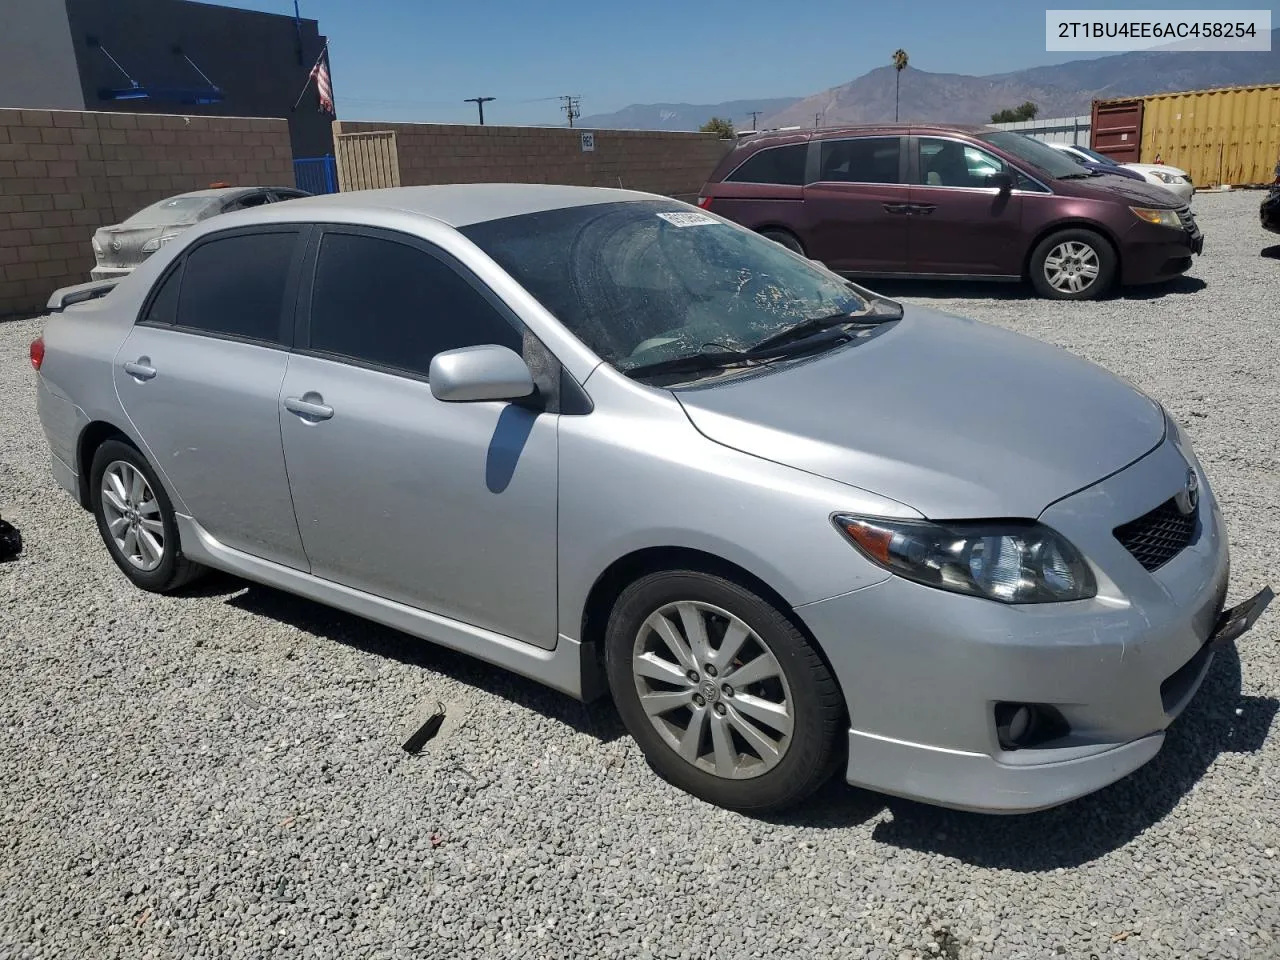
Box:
[580,131,595,152]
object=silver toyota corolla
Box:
[32,184,1272,814]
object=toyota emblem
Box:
[1175,469,1199,516]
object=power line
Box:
[463,95,495,125]
[559,95,581,128]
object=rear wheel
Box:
[605,569,843,812]
[90,439,204,593]
[758,228,806,256]
[1029,228,1116,300]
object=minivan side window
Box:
[724,144,808,186]
[918,138,1009,189]
[307,231,524,378]
[817,137,902,184]
[176,231,297,343]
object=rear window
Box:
[175,231,297,344]
[123,195,220,226]
[724,143,808,186]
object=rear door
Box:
[800,135,909,273]
[112,226,309,568]
[906,136,1025,276]
[703,141,809,236]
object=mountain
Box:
[762,31,1279,128]
[578,98,802,132]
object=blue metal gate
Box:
[294,155,339,194]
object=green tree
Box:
[991,101,1039,123]
[891,49,909,122]
[700,117,735,138]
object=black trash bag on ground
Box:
[0,515,22,561]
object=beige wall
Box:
[333,121,733,201]
[0,108,293,318]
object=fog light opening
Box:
[994,702,1069,751]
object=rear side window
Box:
[817,137,902,184]
[142,264,181,326]
[307,232,523,378]
[176,231,297,343]
[725,144,808,186]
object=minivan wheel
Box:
[90,439,204,593]
[604,570,843,812]
[1029,229,1116,300]
[758,228,806,256]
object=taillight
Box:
[696,196,713,210]
[29,336,44,371]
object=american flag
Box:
[310,46,334,115]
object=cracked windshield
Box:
[462,200,880,374]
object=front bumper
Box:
[1120,220,1202,285]
[797,435,1268,813]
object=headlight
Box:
[833,515,1097,604]
[141,234,178,253]
[1152,171,1180,184]
[1130,206,1180,228]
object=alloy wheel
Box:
[1043,241,1100,294]
[631,600,793,779]
[99,460,165,572]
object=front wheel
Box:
[1029,229,1117,300]
[605,570,843,812]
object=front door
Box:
[279,226,560,648]
[906,136,1025,276]
[112,227,308,569]
[801,135,909,273]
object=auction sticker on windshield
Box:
[656,211,719,227]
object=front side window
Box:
[817,137,902,184]
[307,232,523,378]
[919,138,1009,189]
[176,231,297,343]
[724,144,808,186]
[462,201,879,373]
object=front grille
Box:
[1114,498,1197,572]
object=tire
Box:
[89,438,205,593]
[758,228,806,256]
[604,569,843,812]
[1029,228,1117,300]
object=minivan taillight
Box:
[29,336,44,371]
[696,196,713,210]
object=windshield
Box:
[122,195,221,226]
[461,200,875,372]
[977,131,1090,179]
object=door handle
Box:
[123,358,156,381]
[882,203,910,215]
[911,204,937,215]
[284,394,334,422]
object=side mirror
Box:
[429,344,536,403]
[988,171,1014,193]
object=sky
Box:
[208,0,1260,125]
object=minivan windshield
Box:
[977,131,1090,179]
[462,200,887,373]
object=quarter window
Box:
[176,231,297,343]
[918,138,1008,189]
[307,232,523,378]
[725,144,808,186]
[141,263,181,326]
[817,137,902,184]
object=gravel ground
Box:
[1,189,1278,960]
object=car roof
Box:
[265,183,661,228]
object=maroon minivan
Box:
[697,124,1204,300]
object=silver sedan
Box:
[33,184,1271,813]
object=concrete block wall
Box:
[0,109,293,318]
[333,121,734,201]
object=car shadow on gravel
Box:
[861,645,1277,869]
[869,275,1207,303]
[1261,244,1280,260]
[210,577,630,744]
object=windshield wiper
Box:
[1057,171,1099,179]
[623,347,765,379]
[748,297,903,352]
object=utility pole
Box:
[814,112,821,129]
[464,96,495,125]
[559,95,581,128]
[747,110,761,131]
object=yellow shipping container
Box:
[1137,84,1280,187]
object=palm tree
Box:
[892,49,909,122]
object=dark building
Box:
[2,0,333,158]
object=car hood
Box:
[673,305,1165,519]
[1066,174,1186,206]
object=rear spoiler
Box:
[46,278,121,313]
